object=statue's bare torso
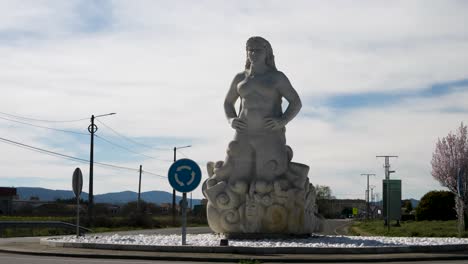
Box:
[236,71,284,132]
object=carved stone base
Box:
[202,157,321,236]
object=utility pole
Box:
[361,173,375,220]
[172,145,191,226]
[377,155,398,231]
[87,113,115,226]
[370,185,376,204]
[370,185,376,218]
[137,165,142,212]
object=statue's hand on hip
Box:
[264,118,285,130]
[229,118,247,131]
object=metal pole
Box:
[138,165,142,212]
[182,192,187,245]
[370,185,375,218]
[377,155,397,231]
[88,115,95,225]
[173,147,176,226]
[367,175,369,219]
[386,157,390,231]
[76,195,80,237]
[361,174,375,220]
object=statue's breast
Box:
[237,76,277,99]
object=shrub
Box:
[416,190,456,221]
[401,214,416,221]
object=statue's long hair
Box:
[244,36,277,71]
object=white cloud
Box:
[0,1,466,201]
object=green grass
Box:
[0,215,207,237]
[350,219,468,237]
[0,216,74,222]
[0,227,76,237]
[238,260,262,264]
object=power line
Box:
[0,116,88,135]
[95,118,172,151]
[0,136,89,163]
[95,134,172,162]
[0,136,166,178]
[177,149,188,158]
[142,170,167,178]
[0,111,89,123]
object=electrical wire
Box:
[0,136,89,163]
[0,114,171,161]
[0,116,88,135]
[0,136,167,178]
[95,118,172,151]
[95,134,172,162]
[142,170,167,178]
[0,111,89,123]
[177,149,188,158]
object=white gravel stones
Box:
[49,234,468,248]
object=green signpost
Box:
[383,179,402,222]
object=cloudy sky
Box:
[0,1,467,201]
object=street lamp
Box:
[88,112,116,225]
[361,173,375,220]
[376,155,397,230]
[172,145,191,225]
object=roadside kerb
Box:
[41,238,468,254]
[0,239,465,263]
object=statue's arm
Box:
[265,72,302,130]
[224,73,247,130]
[277,72,302,125]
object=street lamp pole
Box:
[361,173,375,220]
[377,155,398,231]
[172,145,191,226]
[88,112,115,225]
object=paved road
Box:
[0,253,198,264]
[1,252,468,264]
[320,218,353,235]
[9,220,468,263]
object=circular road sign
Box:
[72,167,83,197]
[168,159,202,193]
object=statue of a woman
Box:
[224,36,302,181]
[203,37,319,235]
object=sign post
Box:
[168,159,201,245]
[72,168,83,237]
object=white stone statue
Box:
[202,36,320,236]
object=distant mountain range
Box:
[407,198,419,208]
[15,187,202,206]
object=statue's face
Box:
[247,43,266,65]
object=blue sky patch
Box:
[308,78,468,112]
[73,0,114,33]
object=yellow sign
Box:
[352,208,358,215]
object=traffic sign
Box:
[72,167,83,237]
[72,168,83,198]
[168,159,202,193]
[352,208,358,215]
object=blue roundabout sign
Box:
[168,158,202,193]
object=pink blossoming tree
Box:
[431,123,468,235]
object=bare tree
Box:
[315,185,335,200]
[431,122,468,235]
